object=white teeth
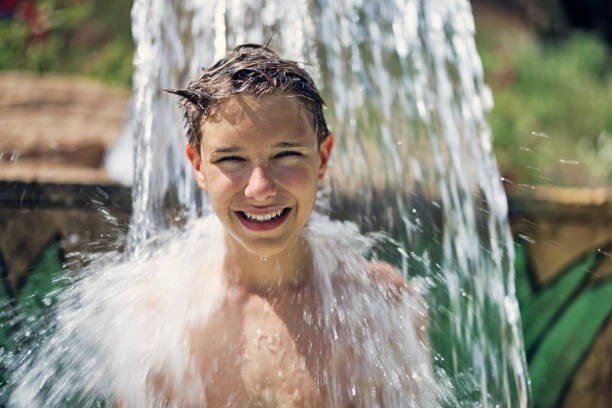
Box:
[243,209,284,222]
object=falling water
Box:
[128,0,529,405]
[1,0,529,406]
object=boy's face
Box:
[186,95,333,258]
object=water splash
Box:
[4,215,449,407]
[127,0,529,404]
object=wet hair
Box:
[166,43,330,151]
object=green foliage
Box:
[514,243,612,407]
[0,239,115,407]
[17,237,66,320]
[516,245,598,353]
[0,238,68,401]
[0,237,67,356]
[0,0,133,87]
[479,32,612,187]
[0,256,16,354]
[529,280,612,407]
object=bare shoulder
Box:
[366,261,425,298]
[367,261,429,341]
[367,261,406,291]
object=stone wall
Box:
[0,181,131,296]
[510,186,612,408]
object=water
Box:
[1,0,529,406]
[3,216,445,407]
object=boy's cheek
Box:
[205,166,247,187]
[274,165,316,186]
[208,179,240,198]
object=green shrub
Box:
[481,32,612,187]
[0,0,133,88]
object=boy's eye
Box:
[274,151,303,159]
[214,156,245,163]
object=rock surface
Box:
[0,72,130,184]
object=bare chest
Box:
[189,291,333,407]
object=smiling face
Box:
[186,95,333,258]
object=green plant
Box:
[514,243,612,407]
[480,32,612,187]
[0,0,133,87]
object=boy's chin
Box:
[226,231,305,260]
[238,239,293,259]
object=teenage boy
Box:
[165,43,432,407]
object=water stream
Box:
[2,0,529,406]
[129,0,530,404]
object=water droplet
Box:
[504,296,519,324]
[597,248,612,258]
[559,159,579,166]
[531,131,549,139]
[431,13,442,30]
[302,310,313,325]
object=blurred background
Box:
[2,0,611,188]
[0,0,611,407]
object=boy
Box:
[164,44,434,407]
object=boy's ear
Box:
[185,143,207,190]
[317,133,334,182]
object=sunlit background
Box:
[2,0,610,187]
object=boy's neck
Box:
[222,233,314,294]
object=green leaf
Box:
[17,237,66,320]
[520,251,597,353]
[529,279,612,408]
[0,252,16,352]
[514,243,534,307]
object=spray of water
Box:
[128,0,529,405]
[1,0,529,406]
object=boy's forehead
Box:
[210,95,303,123]
[201,95,315,144]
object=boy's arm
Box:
[367,261,407,291]
[366,261,437,406]
[367,261,430,349]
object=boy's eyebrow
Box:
[272,142,310,148]
[212,146,243,153]
[212,142,311,153]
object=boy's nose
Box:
[244,165,277,202]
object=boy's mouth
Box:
[236,208,291,231]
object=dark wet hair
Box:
[166,43,329,151]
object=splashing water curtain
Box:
[2,0,530,406]
[131,0,529,404]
